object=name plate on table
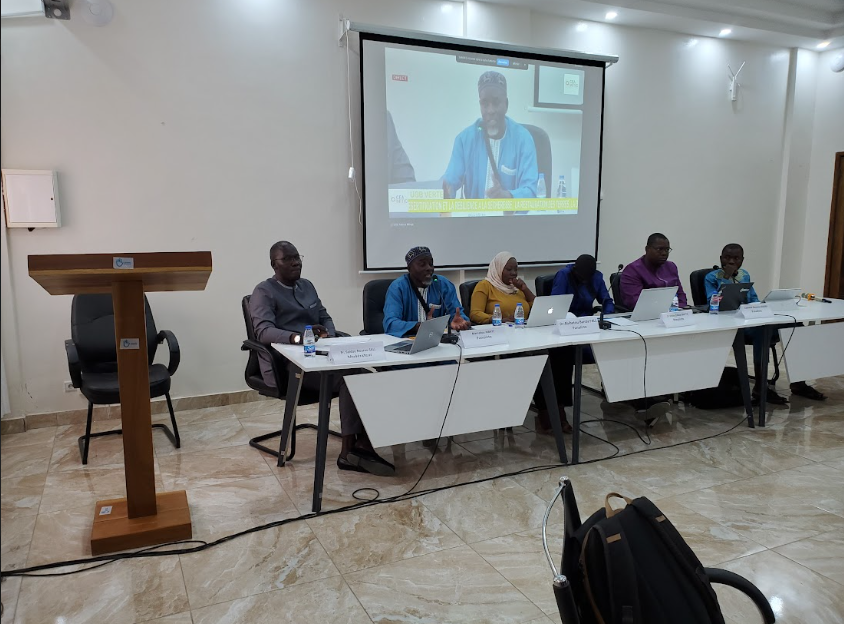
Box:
[328,341,384,364]
[458,326,510,349]
[556,317,600,335]
[659,310,695,327]
[739,303,774,319]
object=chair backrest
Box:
[71,293,157,373]
[609,272,624,307]
[689,266,719,306]
[522,124,552,193]
[459,280,480,311]
[241,295,263,382]
[535,274,557,297]
[362,279,394,335]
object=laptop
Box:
[608,286,678,323]
[526,295,574,328]
[718,281,754,312]
[385,315,450,355]
[763,288,801,310]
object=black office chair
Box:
[459,280,481,311]
[523,124,552,192]
[362,279,394,335]
[608,271,631,313]
[688,267,780,383]
[535,274,557,297]
[240,295,342,463]
[65,293,180,464]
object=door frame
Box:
[823,152,844,299]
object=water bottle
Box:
[514,303,525,328]
[556,175,567,198]
[536,173,546,199]
[669,296,680,312]
[303,325,316,357]
[492,304,502,326]
[709,291,722,314]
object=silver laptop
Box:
[385,315,449,355]
[608,286,678,323]
[526,295,574,328]
[763,288,801,309]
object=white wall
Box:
[1,0,839,417]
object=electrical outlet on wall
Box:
[63,381,75,393]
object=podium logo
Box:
[120,338,140,350]
[113,256,135,269]
[563,74,580,95]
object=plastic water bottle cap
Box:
[305,325,312,329]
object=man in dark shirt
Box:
[249,241,394,476]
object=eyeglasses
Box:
[280,254,303,264]
[648,246,672,254]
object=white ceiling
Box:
[481,0,844,50]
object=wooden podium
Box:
[28,252,212,555]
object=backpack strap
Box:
[593,516,641,624]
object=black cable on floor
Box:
[1,404,748,580]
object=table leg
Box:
[112,280,156,518]
[572,345,583,464]
[311,372,333,513]
[277,366,302,467]
[732,330,755,428]
[758,325,772,427]
[540,355,568,465]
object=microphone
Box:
[600,264,624,330]
[801,292,832,303]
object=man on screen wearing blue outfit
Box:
[383,246,471,337]
[442,71,538,201]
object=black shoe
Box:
[790,382,827,401]
[346,448,396,477]
[337,455,369,473]
[754,388,789,406]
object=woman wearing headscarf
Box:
[470,251,535,324]
[471,251,572,433]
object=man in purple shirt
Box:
[620,233,688,309]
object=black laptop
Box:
[718,281,754,311]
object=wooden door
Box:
[824,152,844,299]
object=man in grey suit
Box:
[249,241,394,476]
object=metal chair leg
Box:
[165,393,180,447]
[78,402,94,464]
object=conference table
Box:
[272,298,844,512]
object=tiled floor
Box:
[1,373,843,624]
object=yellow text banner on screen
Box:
[407,198,579,213]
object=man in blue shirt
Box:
[383,246,471,337]
[705,243,826,404]
[442,71,538,200]
[551,254,614,317]
[547,255,612,413]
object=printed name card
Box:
[659,310,695,327]
[328,341,384,364]
[556,316,600,335]
[458,326,510,349]
[739,303,774,319]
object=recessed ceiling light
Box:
[719,28,732,37]
[576,22,588,32]
[605,11,618,20]
[816,41,830,49]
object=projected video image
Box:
[385,47,584,218]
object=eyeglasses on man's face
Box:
[648,246,672,254]
[280,254,303,264]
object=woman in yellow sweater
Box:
[470,251,572,433]
[470,252,536,324]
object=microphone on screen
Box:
[599,264,624,330]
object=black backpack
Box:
[555,485,775,624]
[567,493,723,623]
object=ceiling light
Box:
[816,41,830,49]
[686,38,699,48]
[719,28,732,37]
[605,11,618,20]
[576,22,588,32]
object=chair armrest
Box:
[156,330,181,376]
[241,339,288,391]
[65,340,82,388]
[335,330,351,338]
